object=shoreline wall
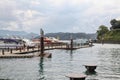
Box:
[94,40,120,44]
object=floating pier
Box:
[39,52,52,58]
[66,73,87,80]
[84,64,97,72]
[0,54,34,58]
[0,47,52,58]
[0,43,90,59]
[0,44,90,59]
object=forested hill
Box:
[44,32,97,40]
[96,19,120,43]
[104,29,120,41]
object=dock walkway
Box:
[0,45,90,58]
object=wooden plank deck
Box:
[0,45,90,58]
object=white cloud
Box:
[48,0,65,7]
[30,0,41,5]
[14,10,41,20]
[2,21,20,31]
[84,0,120,16]
[71,26,81,32]
[0,0,17,21]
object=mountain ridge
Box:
[0,30,39,39]
[36,32,97,40]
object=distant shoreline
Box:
[94,40,120,44]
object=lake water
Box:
[0,43,120,80]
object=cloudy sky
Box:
[0,0,120,34]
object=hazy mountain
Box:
[35,32,97,40]
[0,30,39,39]
[25,32,39,39]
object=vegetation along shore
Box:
[96,19,120,44]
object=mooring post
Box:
[32,47,34,50]
[2,49,4,55]
[27,46,29,51]
[19,47,21,52]
[10,49,12,54]
[70,35,73,50]
[40,28,44,56]
[7,47,9,52]
[71,39,73,49]
[38,45,39,51]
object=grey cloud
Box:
[0,0,120,33]
[0,1,17,21]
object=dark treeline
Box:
[96,18,120,42]
[44,32,97,40]
[110,19,120,30]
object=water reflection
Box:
[39,57,46,80]
[85,70,97,75]
[97,44,120,80]
[70,50,73,61]
[109,48,120,74]
[0,44,120,80]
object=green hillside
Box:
[97,19,120,43]
[104,29,120,41]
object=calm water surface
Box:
[0,43,120,80]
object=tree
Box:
[97,25,109,40]
[110,19,120,29]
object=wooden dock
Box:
[0,44,90,58]
[66,73,87,80]
[0,54,34,58]
[0,47,52,58]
